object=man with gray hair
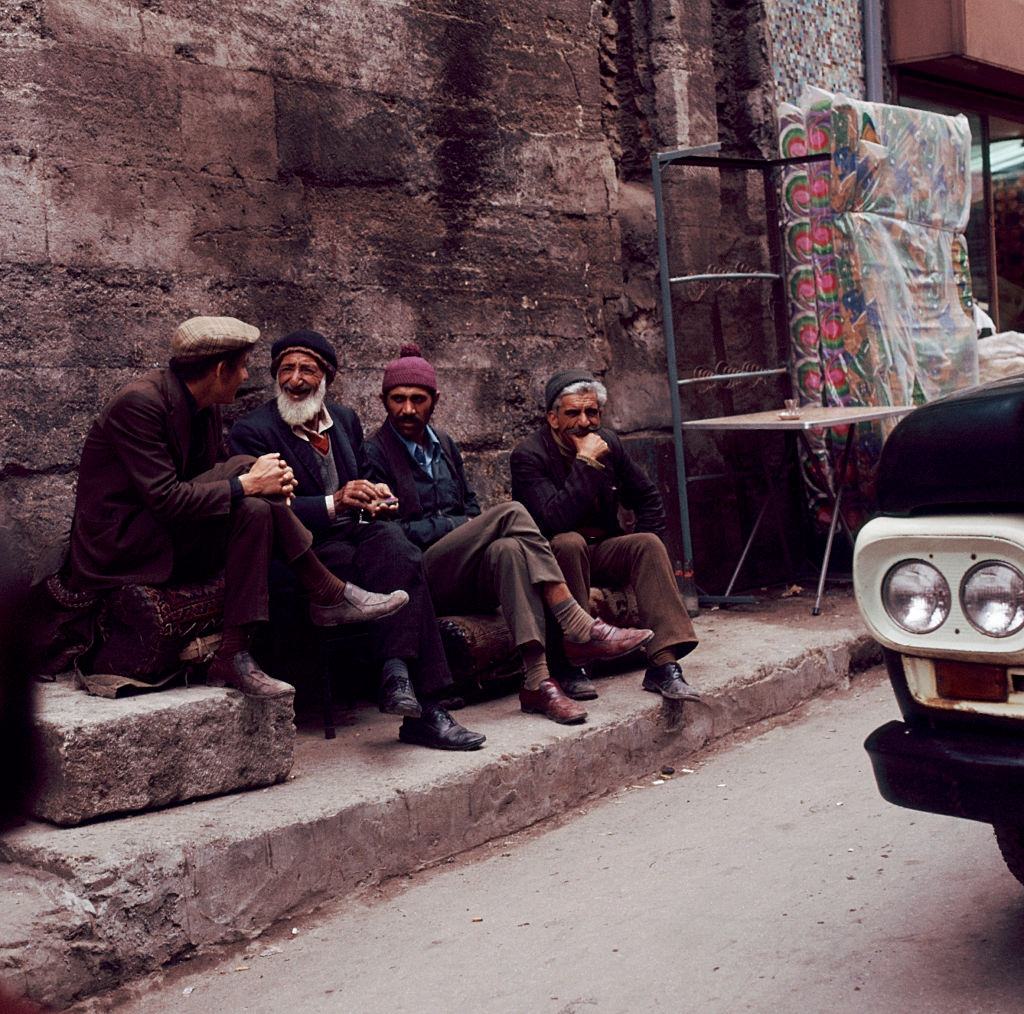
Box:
[510,369,700,702]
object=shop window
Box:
[990,117,1024,330]
[900,83,1024,332]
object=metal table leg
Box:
[724,490,775,598]
[318,633,337,740]
[811,424,857,616]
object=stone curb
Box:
[0,595,878,1009]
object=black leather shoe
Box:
[555,667,599,701]
[398,704,486,751]
[379,661,422,718]
[641,661,702,701]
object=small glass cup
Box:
[778,398,802,420]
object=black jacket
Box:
[364,423,481,549]
[228,399,364,534]
[509,426,666,540]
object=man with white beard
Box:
[229,330,485,750]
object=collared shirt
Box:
[391,421,442,477]
[289,404,334,446]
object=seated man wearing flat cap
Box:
[364,345,654,727]
[64,316,407,698]
[229,329,485,751]
[510,370,701,702]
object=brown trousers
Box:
[170,460,313,628]
[423,502,564,649]
[550,531,698,660]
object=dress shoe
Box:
[309,587,409,626]
[564,619,654,667]
[519,678,588,724]
[398,704,486,750]
[641,661,702,701]
[207,651,294,699]
[379,661,422,718]
[554,667,599,701]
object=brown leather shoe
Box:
[519,678,588,724]
[564,619,654,667]
[207,651,295,699]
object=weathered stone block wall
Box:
[0,0,811,589]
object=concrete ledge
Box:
[31,682,295,826]
[0,592,877,1008]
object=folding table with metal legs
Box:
[682,404,915,614]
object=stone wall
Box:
[1,0,809,589]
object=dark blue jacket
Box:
[228,399,364,535]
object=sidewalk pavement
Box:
[1,590,878,1010]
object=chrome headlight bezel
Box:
[853,515,1024,664]
[881,558,951,634]
[960,560,1024,638]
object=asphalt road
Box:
[101,667,1024,1014]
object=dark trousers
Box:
[172,496,313,629]
[312,521,451,697]
[550,531,698,660]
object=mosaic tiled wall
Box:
[765,0,866,102]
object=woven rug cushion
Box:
[91,575,225,680]
[437,585,637,683]
[437,612,518,682]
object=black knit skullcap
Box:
[544,368,597,412]
[270,329,338,384]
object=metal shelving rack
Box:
[651,142,830,605]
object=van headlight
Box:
[882,560,951,633]
[961,561,1024,637]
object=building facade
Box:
[2,1,1019,589]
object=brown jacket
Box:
[68,368,236,589]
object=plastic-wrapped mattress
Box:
[777,87,978,524]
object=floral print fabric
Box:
[777,87,978,525]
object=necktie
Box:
[303,428,330,456]
[414,444,430,475]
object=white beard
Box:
[276,377,327,427]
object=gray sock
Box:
[521,643,551,691]
[552,596,596,643]
[382,658,410,684]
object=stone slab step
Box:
[31,682,295,826]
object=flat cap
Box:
[171,316,260,360]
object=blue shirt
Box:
[392,422,442,477]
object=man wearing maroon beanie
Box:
[230,329,485,751]
[364,344,655,728]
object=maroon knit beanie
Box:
[381,343,438,395]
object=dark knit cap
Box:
[270,329,338,384]
[545,368,597,412]
[382,343,438,395]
